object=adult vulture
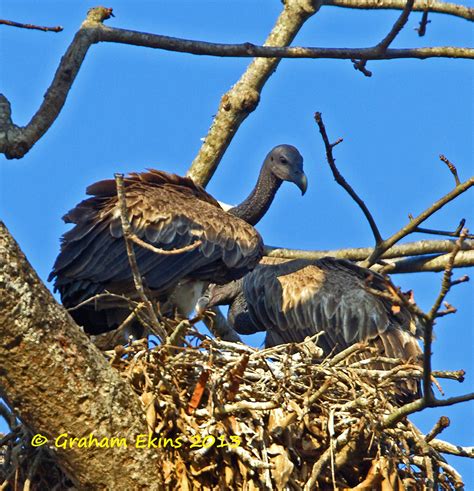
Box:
[206,257,423,397]
[49,145,307,335]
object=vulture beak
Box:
[294,172,308,195]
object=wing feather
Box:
[242,257,421,362]
[50,170,263,319]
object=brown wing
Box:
[242,257,421,364]
[49,170,263,313]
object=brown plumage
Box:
[49,170,263,334]
[207,257,423,399]
[49,145,307,335]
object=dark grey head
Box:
[265,144,307,195]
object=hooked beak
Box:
[294,172,308,195]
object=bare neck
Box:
[228,164,281,226]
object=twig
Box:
[422,231,467,401]
[428,231,466,320]
[127,233,202,255]
[304,428,351,490]
[431,369,465,382]
[383,390,474,428]
[114,173,167,341]
[440,154,461,186]
[0,19,63,32]
[415,10,431,36]
[425,416,450,442]
[412,218,472,238]
[361,177,474,267]
[314,112,382,244]
[217,401,278,415]
[203,306,242,343]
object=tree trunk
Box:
[0,220,164,489]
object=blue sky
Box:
[1,0,473,484]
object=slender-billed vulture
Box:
[206,256,422,396]
[49,145,307,335]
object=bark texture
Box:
[0,221,164,490]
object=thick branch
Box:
[186,0,322,186]
[265,238,473,259]
[0,220,163,489]
[0,7,113,159]
[379,250,474,273]
[431,439,474,458]
[324,0,473,19]
[73,31,474,62]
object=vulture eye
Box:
[280,157,288,164]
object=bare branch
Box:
[353,0,415,75]
[431,439,474,458]
[2,5,473,161]
[314,112,382,244]
[440,154,461,186]
[415,10,431,36]
[186,0,321,186]
[379,249,474,273]
[377,0,415,51]
[323,0,474,21]
[421,231,466,402]
[427,230,467,320]
[203,307,242,343]
[114,173,167,341]
[361,177,474,267]
[411,218,472,238]
[383,232,472,428]
[425,416,450,442]
[383,392,474,427]
[265,238,474,265]
[0,18,63,32]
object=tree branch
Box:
[265,238,473,260]
[114,173,168,341]
[2,4,472,161]
[0,18,63,32]
[314,112,382,244]
[431,439,474,458]
[378,250,474,273]
[361,177,474,267]
[0,220,165,488]
[185,0,322,186]
[323,0,474,20]
[353,0,415,76]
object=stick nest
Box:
[0,329,465,490]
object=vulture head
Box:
[49,145,307,336]
[266,144,307,195]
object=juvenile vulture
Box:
[49,145,307,335]
[206,257,422,397]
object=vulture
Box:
[206,256,423,397]
[49,145,307,335]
